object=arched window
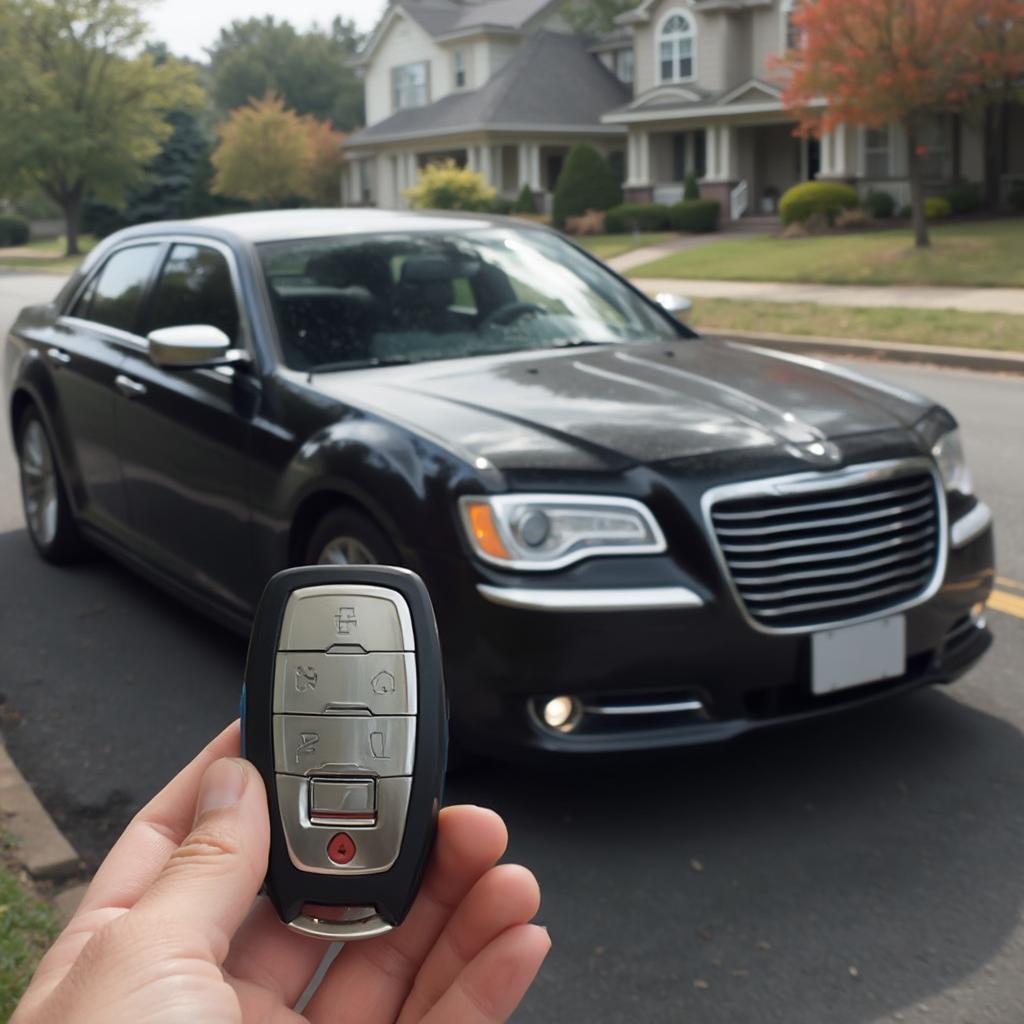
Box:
[782,0,802,50]
[658,12,696,83]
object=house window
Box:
[864,125,891,178]
[453,48,466,89]
[658,12,695,83]
[782,0,802,50]
[614,48,634,84]
[392,61,429,111]
[919,115,953,180]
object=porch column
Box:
[479,143,493,186]
[528,143,542,190]
[704,125,720,180]
[467,146,479,173]
[720,125,738,181]
[819,132,834,177]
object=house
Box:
[345,0,1024,220]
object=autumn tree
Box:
[0,0,202,254]
[775,0,1021,248]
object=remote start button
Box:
[327,832,357,865]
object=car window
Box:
[73,244,161,333]
[146,244,240,344]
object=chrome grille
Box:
[707,464,943,631]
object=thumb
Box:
[131,757,270,964]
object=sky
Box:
[147,0,388,59]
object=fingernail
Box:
[196,758,247,821]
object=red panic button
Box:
[327,832,357,865]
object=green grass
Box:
[577,232,674,261]
[0,855,59,1018]
[0,235,96,275]
[630,220,1024,287]
[690,298,1024,353]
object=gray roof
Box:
[398,0,555,36]
[348,31,630,146]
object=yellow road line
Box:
[989,589,1024,620]
[996,576,1024,594]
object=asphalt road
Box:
[2,272,1023,1023]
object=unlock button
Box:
[273,714,415,777]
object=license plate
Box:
[811,615,906,695]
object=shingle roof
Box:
[399,0,556,36]
[348,31,630,146]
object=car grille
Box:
[708,467,942,630]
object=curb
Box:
[0,733,80,881]
[700,327,1024,375]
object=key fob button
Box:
[273,715,416,777]
[310,778,377,825]
[278,586,413,653]
[273,651,416,716]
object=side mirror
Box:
[147,324,245,369]
[655,292,693,321]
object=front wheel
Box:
[305,507,399,567]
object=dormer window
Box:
[453,48,467,89]
[614,48,635,84]
[659,12,696,83]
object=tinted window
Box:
[75,244,161,332]
[147,244,240,343]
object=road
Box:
[2,272,1023,1023]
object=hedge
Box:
[864,191,896,219]
[669,198,720,233]
[1009,180,1024,213]
[924,196,952,220]
[604,203,671,233]
[0,215,30,247]
[779,181,858,225]
[551,144,621,229]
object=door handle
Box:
[115,373,148,399]
[46,347,71,368]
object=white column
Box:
[517,143,530,190]
[720,125,737,181]
[466,146,479,173]
[479,144,493,186]
[636,131,650,184]
[527,143,542,190]
[819,132,835,176]
[705,125,720,180]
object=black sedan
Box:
[4,209,995,756]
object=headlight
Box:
[931,428,973,495]
[458,494,666,570]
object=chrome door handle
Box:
[46,347,71,367]
[114,373,147,399]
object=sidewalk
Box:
[631,277,1024,316]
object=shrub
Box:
[512,183,536,214]
[0,215,30,247]
[551,143,621,229]
[779,181,858,225]
[1009,180,1024,213]
[835,207,871,229]
[864,190,896,219]
[946,181,983,215]
[404,159,496,212]
[924,196,952,220]
[565,210,606,236]
[668,198,720,233]
[489,196,513,215]
[898,204,912,219]
[683,172,700,201]
[604,202,671,233]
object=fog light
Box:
[542,695,581,732]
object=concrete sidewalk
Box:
[632,277,1024,315]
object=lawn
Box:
[690,298,1024,353]
[0,854,58,1018]
[0,236,95,275]
[629,219,1024,287]
[577,232,673,261]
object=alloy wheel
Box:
[19,419,59,548]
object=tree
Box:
[404,161,496,212]
[0,0,203,254]
[774,0,1021,248]
[551,144,621,229]
[563,0,636,35]
[305,118,348,207]
[207,16,365,132]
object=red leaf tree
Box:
[774,0,1024,248]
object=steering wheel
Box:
[480,301,547,330]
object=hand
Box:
[14,722,550,1023]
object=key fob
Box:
[242,565,447,940]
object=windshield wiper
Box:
[308,355,413,377]
[550,338,618,349]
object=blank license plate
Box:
[811,615,906,695]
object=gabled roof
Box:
[616,0,773,24]
[348,31,630,146]
[602,76,786,122]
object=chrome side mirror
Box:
[147,324,244,369]
[655,292,693,321]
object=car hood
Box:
[310,338,933,472]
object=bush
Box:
[1009,180,1024,213]
[898,204,912,219]
[835,208,871,229]
[779,181,858,225]
[604,202,671,233]
[404,159,496,212]
[669,198,720,233]
[489,196,513,215]
[683,172,700,201]
[864,190,896,219]
[0,215,30,247]
[924,196,952,220]
[512,184,536,214]
[551,143,621,229]
[945,181,983,215]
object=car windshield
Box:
[258,226,683,372]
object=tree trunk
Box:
[62,187,84,257]
[905,119,930,249]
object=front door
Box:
[115,241,256,616]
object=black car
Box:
[4,209,995,756]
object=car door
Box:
[48,242,164,537]
[114,239,257,617]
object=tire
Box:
[304,506,400,568]
[16,406,85,564]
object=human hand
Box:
[14,722,550,1023]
